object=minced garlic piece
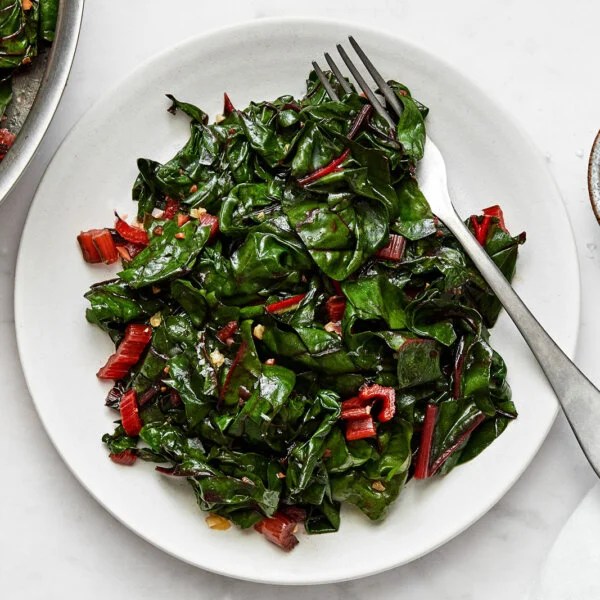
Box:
[253,324,265,340]
[324,321,342,335]
[190,207,207,219]
[149,312,162,327]
[215,114,226,124]
[371,481,386,492]
[205,514,231,530]
[210,349,225,368]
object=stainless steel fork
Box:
[313,37,600,477]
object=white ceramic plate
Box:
[530,483,600,600]
[15,18,580,585]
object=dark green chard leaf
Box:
[394,94,426,162]
[119,219,210,288]
[39,0,58,42]
[0,76,12,118]
[166,94,208,124]
[84,71,525,549]
[85,280,161,326]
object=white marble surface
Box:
[1,1,599,597]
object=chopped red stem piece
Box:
[109,449,137,466]
[265,293,307,315]
[482,204,507,232]
[470,215,492,246]
[282,102,301,112]
[91,229,119,264]
[341,405,371,420]
[326,295,346,322]
[114,213,149,245]
[139,384,159,406]
[254,512,299,552]
[414,404,438,479]
[359,384,396,423]
[345,415,377,441]
[119,389,143,436]
[341,395,371,410]
[375,234,406,262]
[116,245,132,262]
[223,92,235,116]
[162,197,180,220]
[97,323,153,380]
[198,212,219,241]
[216,320,239,344]
[346,104,373,140]
[177,213,190,227]
[0,128,16,160]
[297,105,373,187]
[219,340,248,401]
[331,279,343,295]
[429,413,486,476]
[77,229,103,263]
[297,150,350,187]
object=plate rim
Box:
[14,16,581,585]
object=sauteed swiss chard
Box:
[77,71,524,551]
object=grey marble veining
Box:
[2,1,600,598]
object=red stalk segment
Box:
[331,279,343,296]
[177,213,190,227]
[414,404,438,479]
[470,215,490,246]
[91,229,119,264]
[359,384,396,423]
[114,214,149,245]
[97,323,153,380]
[116,245,132,262]
[254,512,299,552]
[341,405,371,420]
[198,212,219,241]
[482,204,507,232]
[297,105,373,187]
[216,320,239,344]
[223,92,235,116]
[297,149,350,187]
[77,229,103,263]
[375,234,406,262]
[119,389,143,436]
[162,197,180,220]
[109,449,137,466]
[265,293,307,315]
[346,104,373,139]
[326,295,346,322]
[429,413,486,476]
[470,205,507,246]
[219,340,248,401]
[345,415,377,441]
[0,128,16,160]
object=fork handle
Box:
[441,207,600,476]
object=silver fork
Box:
[314,37,600,477]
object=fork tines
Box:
[313,37,403,128]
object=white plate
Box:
[15,18,580,584]
[530,483,600,600]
